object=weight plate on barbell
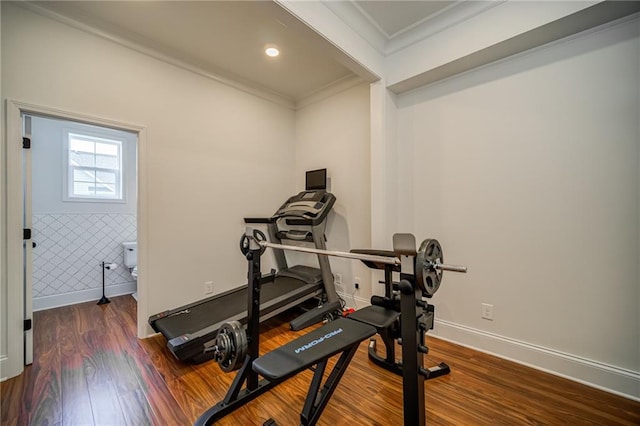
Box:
[416,239,444,297]
[231,321,247,371]
[216,320,248,372]
[239,229,267,256]
[214,332,232,364]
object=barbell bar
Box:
[259,240,399,265]
[256,240,467,274]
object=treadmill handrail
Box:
[244,217,273,224]
[270,191,336,227]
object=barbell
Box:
[210,233,467,372]
[239,232,467,297]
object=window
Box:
[65,132,124,201]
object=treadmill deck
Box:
[151,275,323,361]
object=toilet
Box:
[122,241,137,280]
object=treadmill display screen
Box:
[305,168,327,190]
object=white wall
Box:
[295,83,372,307]
[397,17,639,393]
[1,3,297,377]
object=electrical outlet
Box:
[354,276,361,290]
[204,281,214,295]
[481,303,493,320]
[334,273,342,285]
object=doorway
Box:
[28,115,138,312]
[4,100,148,380]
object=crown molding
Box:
[296,74,364,110]
[386,1,505,55]
[321,0,388,55]
[322,1,506,57]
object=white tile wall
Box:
[32,213,137,297]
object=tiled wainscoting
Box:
[32,213,137,311]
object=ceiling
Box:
[354,1,456,39]
[26,1,469,105]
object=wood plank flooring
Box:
[1,295,639,425]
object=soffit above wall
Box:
[321,1,640,95]
[387,1,640,95]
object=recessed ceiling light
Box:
[265,47,280,57]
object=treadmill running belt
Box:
[153,277,321,340]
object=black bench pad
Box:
[348,305,400,329]
[253,318,375,381]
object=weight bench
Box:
[195,231,466,426]
[252,318,376,426]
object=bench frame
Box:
[195,244,372,426]
[196,232,451,426]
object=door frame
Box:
[4,100,149,379]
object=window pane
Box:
[73,169,96,183]
[93,183,116,196]
[70,151,96,167]
[95,154,118,169]
[73,181,94,196]
[69,138,95,153]
[96,170,116,184]
[95,142,118,156]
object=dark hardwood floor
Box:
[1,295,639,425]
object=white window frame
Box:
[63,129,126,203]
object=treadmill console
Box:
[272,190,336,225]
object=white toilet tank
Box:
[122,241,137,268]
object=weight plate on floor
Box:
[231,321,247,370]
[214,332,232,365]
[239,229,267,256]
[416,239,443,297]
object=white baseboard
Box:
[431,319,640,402]
[336,291,370,310]
[32,282,137,312]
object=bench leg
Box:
[300,343,359,426]
[195,356,277,426]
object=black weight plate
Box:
[416,239,443,297]
[239,234,251,256]
[230,320,247,371]
[216,321,246,372]
[214,332,232,364]
[239,229,267,256]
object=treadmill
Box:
[149,169,340,363]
